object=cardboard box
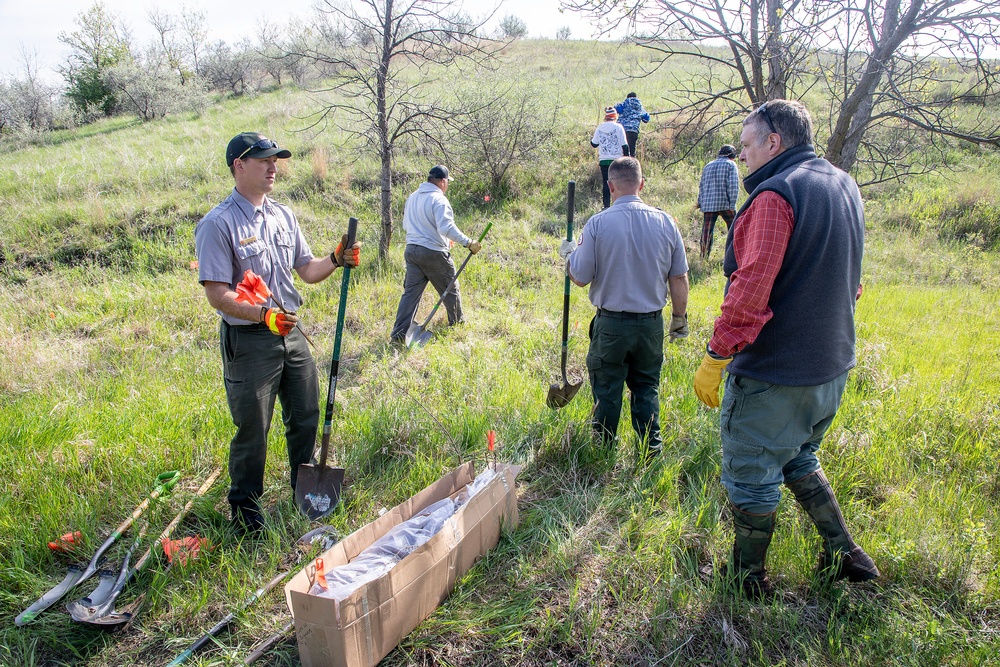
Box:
[284,462,519,667]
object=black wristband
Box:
[329,250,341,267]
[260,306,267,323]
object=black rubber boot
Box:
[230,503,264,534]
[786,470,879,582]
[730,505,777,600]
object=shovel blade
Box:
[69,597,139,629]
[404,322,432,349]
[69,569,118,610]
[66,588,120,624]
[295,464,345,520]
[15,565,85,626]
[546,380,583,409]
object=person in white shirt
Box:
[591,107,629,209]
[390,165,483,343]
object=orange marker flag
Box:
[234,269,272,305]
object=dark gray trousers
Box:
[390,244,463,341]
[586,310,663,450]
[220,321,319,513]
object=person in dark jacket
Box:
[693,100,879,599]
[614,92,651,157]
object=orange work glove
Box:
[263,308,297,336]
[693,352,733,408]
[332,234,361,268]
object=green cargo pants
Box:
[586,309,663,450]
[220,321,319,514]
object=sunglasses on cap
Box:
[236,138,280,161]
[756,102,778,135]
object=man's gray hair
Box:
[608,156,642,188]
[745,99,813,148]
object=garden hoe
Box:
[296,217,357,520]
[405,222,493,349]
[547,181,583,409]
[66,467,221,629]
[14,470,180,626]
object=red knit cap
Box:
[604,106,618,121]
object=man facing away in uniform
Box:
[562,157,690,458]
[697,144,740,259]
[195,132,361,533]
[693,100,879,598]
[390,165,482,344]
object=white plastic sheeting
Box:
[308,468,498,600]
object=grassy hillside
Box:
[2,39,999,666]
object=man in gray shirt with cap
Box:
[563,157,690,458]
[390,165,482,344]
[195,131,361,533]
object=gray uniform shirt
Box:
[568,195,688,313]
[195,188,314,325]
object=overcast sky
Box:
[0,0,607,82]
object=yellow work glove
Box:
[693,352,732,408]
[263,308,297,336]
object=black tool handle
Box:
[560,182,575,383]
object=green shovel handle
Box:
[476,222,493,243]
[157,471,181,493]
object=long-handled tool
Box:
[405,222,494,349]
[547,181,583,409]
[244,620,294,664]
[14,470,180,626]
[295,217,358,520]
[66,467,222,628]
[165,570,289,666]
[166,526,339,666]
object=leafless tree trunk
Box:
[275,0,503,261]
[562,0,1000,184]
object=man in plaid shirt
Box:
[697,144,740,259]
[693,100,879,599]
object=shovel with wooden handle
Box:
[14,470,180,626]
[547,181,583,409]
[295,217,357,520]
[66,467,222,628]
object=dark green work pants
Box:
[586,309,663,449]
[220,321,319,514]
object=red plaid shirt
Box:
[709,191,794,358]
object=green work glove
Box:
[693,351,732,408]
[668,314,689,343]
[263,308,298,336]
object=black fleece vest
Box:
[722,145,864,386]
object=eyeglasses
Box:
[756,102,778,136]
[236,138,279,161]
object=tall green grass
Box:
[1,39,999,666]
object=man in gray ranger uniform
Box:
[195,132,361,533]
[563,157,690,458]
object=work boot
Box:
[786,470,880,583]
[230,504,265,535]
[730,505,777,600]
